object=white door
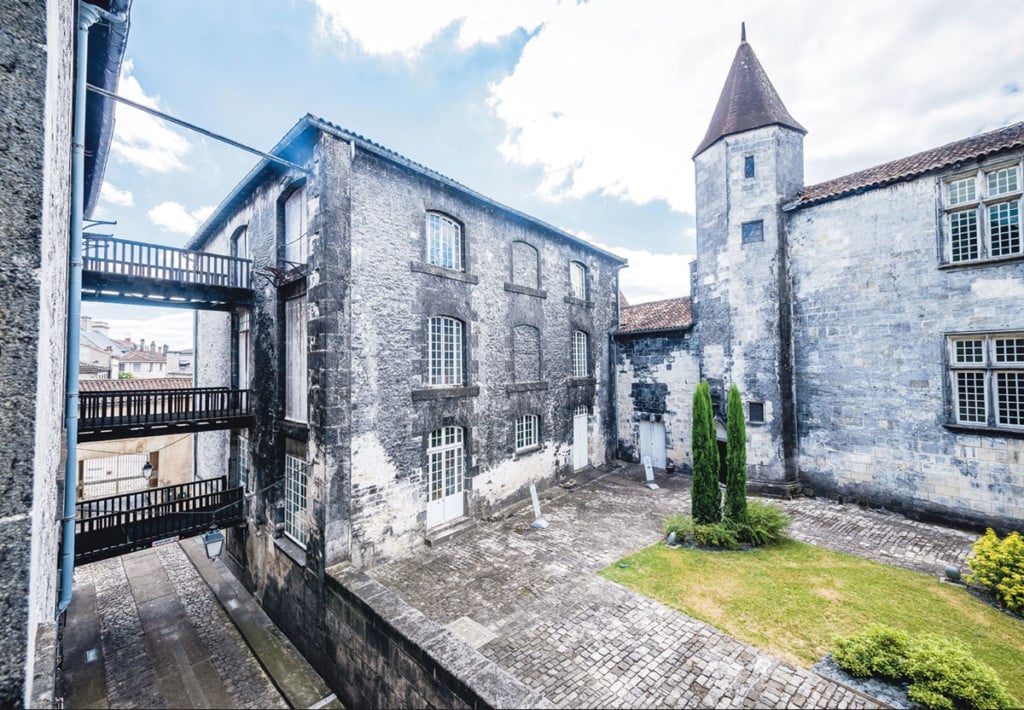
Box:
[573,406,590,471]
[638,420,667,469]
[426,426,465,527]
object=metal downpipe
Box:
[57,1,125,617]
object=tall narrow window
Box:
[572,330,589,378]
[515,414,539,451]
[236,432,251,492]
[283,187,308,266]
[285,295,308,423]
[427,426,464,503]
[426,213,463,271]
[284,443,308,547]
[569,261,587,300]
[237,311,251,390]
[429,316,463,386]
[744,155,755,178]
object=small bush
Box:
[663,513,693,541]
[905,634,1018,710]
[693,522,739,550]
[832,624,910,679]
[833,626,1019,710]
[966,528,1024,616]
[737,500,790,546]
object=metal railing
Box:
[83,235,251,289]
[75,477,243,564]
[78,387,250,429]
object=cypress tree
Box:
[724,383,748,525]
[691,381,720,524]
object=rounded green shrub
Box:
[736,500,790,546]
[832,624,911,679]
[966,528,1024,616]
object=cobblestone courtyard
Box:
[371,464,976,708]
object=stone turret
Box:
[691,25,804,494]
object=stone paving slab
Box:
[371,465,977,708]
[71,544,287,709]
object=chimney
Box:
[93,320,110,335]
[139,338,146,351]
[150,342,156,353]
[80,315,93,333]
[163,344,169,355]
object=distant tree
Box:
[724,383,748,525]
[118,372,134,379]
[691,381,720,524]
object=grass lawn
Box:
[600,539,1024,702]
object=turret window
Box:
[741,220,764,244]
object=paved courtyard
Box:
[371,464,977,708]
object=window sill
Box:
[410,261,479,284]
[276,420,309,441]
[506,381,549,394]
[504,283,547,299]
[274,534,307,567]
[938,253,1023,270]
[942,423,1024,440]
[563,295,592,307]
[568,377,596,387]
[411,385,480,401]
[513,444,542,458]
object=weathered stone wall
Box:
[0,0,73,704]
[345,147,621,567]
[788,173,1024,531]
[614,331,700,471]
[692,126,803,493]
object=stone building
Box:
[619,31,1023,532]
[0,0,129,705]
[189,114,624,638]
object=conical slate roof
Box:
[693,29,805,158]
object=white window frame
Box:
[428,316,463,386]
[426,212,463,271]
[284,295,308,423]
[283,187,309,266]
[427,426,464,502]
[948,332,1024,430]
[515,414,539,451]
[284,451,308,547]
[572,330,589,378]
[569,261,587,300]
[944,163,1022,263]
[238,310,251,390]
[237,432,251,492]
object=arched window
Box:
[426,212,463,271]
[513,324,541,382]
[511,241,539,288]
[569,261,587,299]
[572,330,589,378]
[428,316,463,386]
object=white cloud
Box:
[98,181,133,207]
[89,312,195,352]
[348,0,1019,216]
[310,0,553,56]
[147,201,215,235]
[111,59,192,172]
[574,231,693,303]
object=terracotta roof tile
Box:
[618,297,692,334]
[791,122,1024,209]
[80,377,194,392]
[118,350,167,363]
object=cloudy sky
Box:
[85,0,1024,349]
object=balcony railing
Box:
[81,235,253,310]
[78,387,251,441]
[75,476,243,564]
[84,235,251,288]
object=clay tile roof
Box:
[80,377,195,392]
[694,35,805,158]
[78,363,108,375]
[790,122,1024,209]
[118,350,166,363]
[618,297,692,334]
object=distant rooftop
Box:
[80,377,194,392]
[789,122,1024,209]
[618,296,692,334]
